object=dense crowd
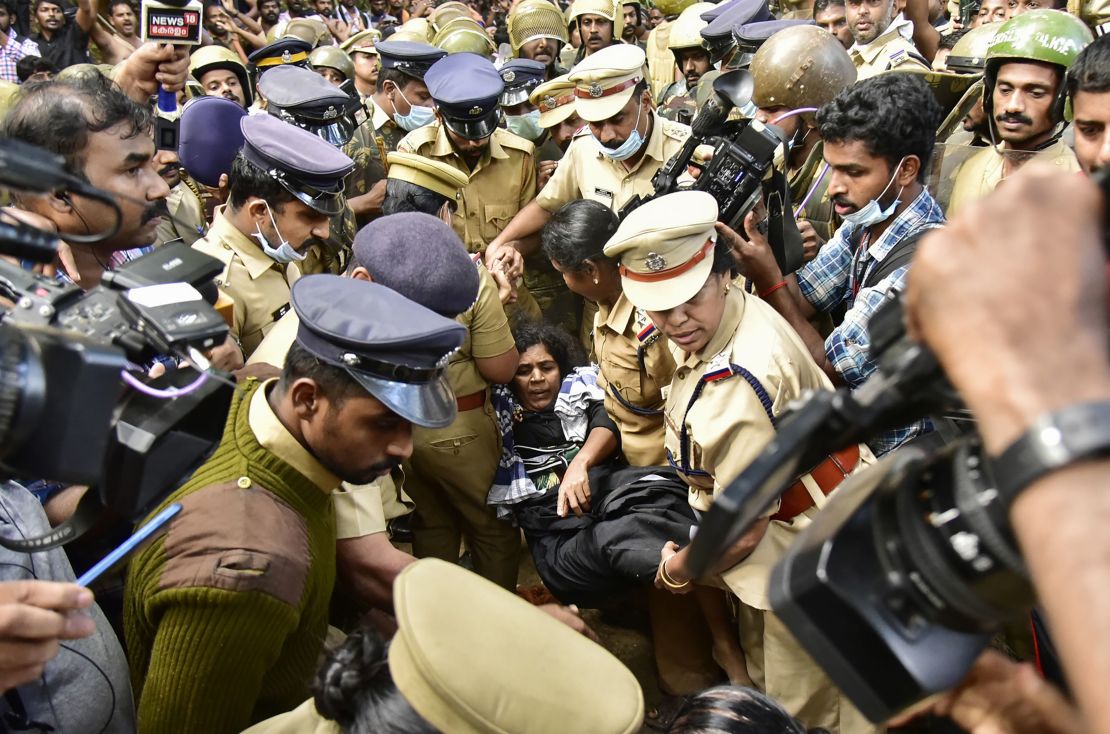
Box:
[0,0,1109,731]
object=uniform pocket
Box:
[426,432,480,455]
[480,203,516,243]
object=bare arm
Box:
[74,0,95,34]
[485,200,552,266]
[336,533,415,612]
[475,346,520,385]
[657,518,771,590]
[558,426,618,517]
[903,0,940,64]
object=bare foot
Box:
[713,641,754,687]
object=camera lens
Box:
[875,439,1035,633]
[0,322,46,463]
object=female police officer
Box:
[604,190,875,734]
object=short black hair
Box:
[938,27,968,51]
[278,341,365,406]
[375,67,422,93]
[33,0,63,11]
[669,686,808,734]
[540,199,618,272]
[381,178,450,216]
[313,626,437,734]
[2,74,153,182]
[817,73,941,182]
[813,0,845,14]
[1068,33,1110,98]
[710,236,735,275]
[108,0,133,11]
[227,151,297,211]
[512,319,585,381]
[0,0,16,14]
[15,55,55,83]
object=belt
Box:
[771,444,861,523]
[456,389,487,412]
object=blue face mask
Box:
[596,99,645,161]
[505,109,544,142]
[841,157,906,230]
[251,201,307,264]
[391,85,436,132]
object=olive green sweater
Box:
[124,380,336,734]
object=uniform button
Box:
[223,243,232,250]
[237,476,252,489]
[614,381,622,389]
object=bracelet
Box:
[659,554,690,590]
[758,279,788,299]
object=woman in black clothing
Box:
[507,321,697,608]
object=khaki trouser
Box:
[404,400,521,590]
[647,587,720,695]
[738,604,879,734]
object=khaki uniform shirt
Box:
[947,137,1079,217]
[155,179,207,247]
[594,293,676,467]
[850,26,928,80]
[645,20,676,103]
[663,290,873,608]
[449,263,516,396]
[247,308,411,541]
[536,113,691,212]
[193,209,295,358]
[397,124,538,254]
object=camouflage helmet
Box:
[653,0,699,19]
[189,45,254,106]
[946,23,1001,74]
[667,2,714,52]
[508,0,569,54]
[750,25,856,117]
[984,9,1093,121]
[569,0,624,41]
[309,45,355,82]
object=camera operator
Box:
[903,167,1110,734]
[727,72,945,456]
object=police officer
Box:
[309,44,356,86]
[340,28,381,99]
[948,9,1090,215]
[398,52,538,259]
[193,114,354,359]
[750,24,857,247]
[698,0,771,73]
[530,73,585,160]
[507,0,569,79]
[189,44,253,108]
[845,0,928,78]
[500,58,550,147]
[432,17,498,57]
[486,45,690,278]
[125,275,466,733]
[605,190,876,734]
[644,0,699,102]
[657,2,713,121]
[247,36,313,85]
[569,0,625,64]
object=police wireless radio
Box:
[141,0,204,150]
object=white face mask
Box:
[841,157,906,230]
[390,83,436,132]
[251,201,307,263]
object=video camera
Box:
[0,138,232,552]
[619,70,805,276]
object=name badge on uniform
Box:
[271,303,291,322]
[593,187,614,202]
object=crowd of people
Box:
[0,0,1108,730]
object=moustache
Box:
[367,458,402,475]
[142,199,170,224]
[996,112,1033,126]
[157,163,179,178]
[831,195,856,210]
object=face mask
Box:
[596,99,645,161]
[505,109,544,142]
[390,84,435,132]
[841,157,906,229]
[251,201,307,264]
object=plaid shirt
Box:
[0,33,37,83]
[796,188,945,456]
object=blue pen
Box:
[76,503,183,587]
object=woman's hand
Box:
[655,541,694,594]
[558,458,592,518]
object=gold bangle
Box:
[659,554,690,590]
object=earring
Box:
[593,278,599,284]
[724,282,731,294]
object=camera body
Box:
[689,120,781,233]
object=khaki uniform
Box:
[664,289,875,733]
[645,20,677,102]
[536,113,691,212]
[155,179,207,248]
[193,209,296,358]
[403,265,521,590]
[397,123,538,255]
[849,26,928,80]
[947,137,1079,217]
[791,140,838,244]
[248,309,414,539]
[594,293,676,466]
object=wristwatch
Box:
[990,401,1110,506]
